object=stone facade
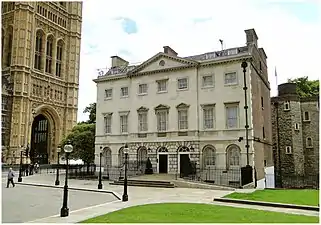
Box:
[94,29,273,184]
[271,83,319,188]
[1,2,82,164]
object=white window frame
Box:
[202,104,215,129]
[178,108,188,130]
[303,111,310,121]
[284,101,290,111]
[138,111,148,132]
[104,89,112,100]
[138,83,148,95]
[202,74,214,88]
[177,77,188,90]
[103,113,112,134]
[225,103,239,129]
[285,146,292,154]
[119,111,129,134]
[294,123,300,131]
[157,79,168,93]
[224,72,238,85]
[306,137,313,148]
[156,110,168,132]
[120,87,129,98]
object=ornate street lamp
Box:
[98,146,103,189]
[18,146,24,182]
[60,140,73,217]
[55,145,62,186]
[122,143,129,202]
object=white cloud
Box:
[78,0,321,122]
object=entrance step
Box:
[110,179,175,188]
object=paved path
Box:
[4,174,318,223]
[1,176,117,223]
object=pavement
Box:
[1,173,319,223]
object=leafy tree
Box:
[61,123,95,166]
[83,103,96,124]
[288,76,319,97]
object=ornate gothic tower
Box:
[1,2,82,164]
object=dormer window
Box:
[284,101,290,111]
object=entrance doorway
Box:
[158,155,168,173]
[30,114,50,164]
[180,154,191,178]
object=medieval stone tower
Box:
[271,83,319,188]
[1,2,82,164]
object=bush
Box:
[145,157,153,174]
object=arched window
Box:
[226,144,241,169]
[137,146,147,164]
[102,147,112,169]
[118,147,125,166]
[56,40,63,77]
[34,30,43,70]
[6,26,13,67]
[202,145,216,168]
[45,35,53,73]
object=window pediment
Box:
[154,104,170,111]
[102,112,113,117]
[118,111,130,116]
[176,103,190,109]
[201,103,216,108]
[137,106,149,112]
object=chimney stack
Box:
[110,56,129,68]
[245,29,258,47]
[163,46,178,57]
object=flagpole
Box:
[275,67,278,96]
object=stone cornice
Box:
[94,54,254,83]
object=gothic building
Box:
[1,2,82,164]
[271,83,319,188]
[94,28,273,187]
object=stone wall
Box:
[271,87,319,188]
[301,100,320,175]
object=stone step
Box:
[111,180,175,188]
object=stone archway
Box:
[30,104,61,164]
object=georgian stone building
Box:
[1,2,82,164]
[94,28,273,186]
[271,83,319,188]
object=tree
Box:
[288,76,319,98]
[83,103,96,123]
[61,123,95,165]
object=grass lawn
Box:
[224,189,319,206]
[81,203,319,223]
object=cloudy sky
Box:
[78,0,321,122]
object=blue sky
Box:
[78,0,321,122]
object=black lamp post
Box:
[55,146,61,186]
[122,143,129,202]
[18,146,24,182]
[60,140,73,217]
[98,146,103,189]
[241,61,250,166]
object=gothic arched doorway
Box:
[30,114,50,164]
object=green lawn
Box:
[81,203,319,223]
[225,189,319,206]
